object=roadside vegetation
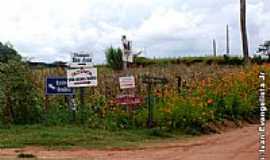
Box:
[0,125,189,149]
[0,43,270,149]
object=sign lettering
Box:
[67,68,97,88]
[46,77,74,95]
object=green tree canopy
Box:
[105,47,123,70]
[0,42,21,63]
[0,42,42,125]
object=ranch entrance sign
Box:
[67,68,97,88]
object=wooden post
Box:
[123,61,128,71]
[177,76,182,95]
[147,83,153,128]
[68,95,76,122]
[44,95,49,113]
[142,76,168,128]
[44,95,49,122]
[79,88,85,108]
[240,0,249,62]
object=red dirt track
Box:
[0,123,269,160]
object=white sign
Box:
[67,68,97,87]
[122,53,133,63]
[70,52,93,68]
[119,76,135,89]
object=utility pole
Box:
[213,39,217,57]
[240,0,249,62]
[226,24,230,55]
[79,86,85,107]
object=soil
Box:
[0,122,269,160]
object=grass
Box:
[0,125,190,149]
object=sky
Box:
[0,0,269,64]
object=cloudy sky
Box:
[0,0,269,63]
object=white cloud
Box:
[0,0,269,63]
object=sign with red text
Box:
[119,76,135,89]
[111,95,143,106]
[67,68,97,87]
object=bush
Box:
[252,55,263,64]
[222,55,244,65]
[0,60,43,125]
[105,47,123,70]
[45,104,70,125]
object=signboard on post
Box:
[122,54,133,63]
[46,77,74,95]
[111,95,143,106]
[141,75,168,128]
[70,52,93,68]
[119,76,135,89]
[142,76,168,85]
[67,68,97,88]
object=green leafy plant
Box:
[0,45,42,125]
[105,47,123,70]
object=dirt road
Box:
[0,123,269,160]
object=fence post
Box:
[44,95,48,113]
[177,76,182,95]
[147,83,154,128]
[79,88,85,108]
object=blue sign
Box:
[46,77,74,95]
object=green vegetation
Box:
[134,55,270,67]
[0,42,21,63]
[0,125,188,149]
[0,42,43,125]
[134,55,246,66]
[105,47,123,70]
[0,41,269,149]
[26,63,266,135]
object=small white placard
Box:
[119,76,135,89]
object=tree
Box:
[105,47,123,70]
[240,0,249,63]
[0,42,42,125]
[0,42,21,63]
